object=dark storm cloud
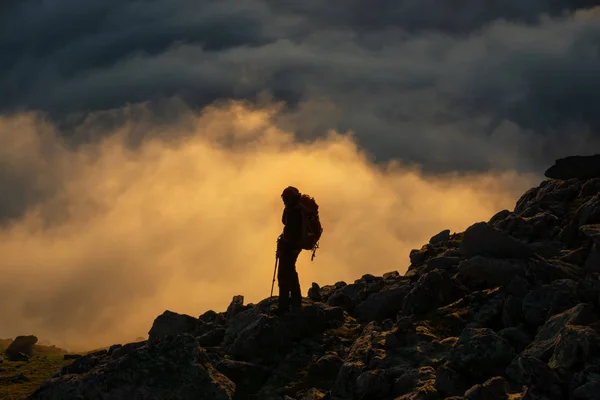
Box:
[1,0,600,222]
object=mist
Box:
[0,100,537,351]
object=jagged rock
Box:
[548,325,600,370]
[355,369,392,399]
[148,310,200,343]
[498,326,532,353]
[502,277,531,328]
[506,303,597,381]
[383,271,400,280]
[516,356,565,399]
[545,154,600,180]
[299,388,326,400]
[402,269,468,316]
[327,291,354,311]
[527,258,584,285]
[560,246,590,266]
[581,224,600,273]
[5,335,38,360]
[435,328,515,397]
[326,282,367,312]
[110,340,146,359]
[459,222,534,259]
[215,359,271,395]
[330,361,365,399]
[562,195,600,245]
[63,354,82,360]
[227,295,245,320]
[521,279,581,327]
[307,352,343,382]
[197,327,226,347]
[308,283,321,301]
[463,376,508,400]
[354,283,410,322]
[489,210,512,226]
[570,365,600,396]
[456,257,526,290]
[422,256,462,274]
[199,310,218,323]
[430,229,451,245]
[106,344,121,356]
[573,381,600,400]
[28,334,235,400]
[223,303,344,362]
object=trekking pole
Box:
[269,252,279,316]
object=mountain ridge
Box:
[20,154,600,399]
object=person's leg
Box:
[277,254,291,311]
[289,250,302,308]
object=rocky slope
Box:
[26,155,600,400]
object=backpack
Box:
[297,193,323,260]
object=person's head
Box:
[281,186,301,207]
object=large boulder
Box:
[545,154,600,180]
[506,303,597,381]
[435,328,515,397]
[401,270,468,316]
[354,283,410,322]
[148,310,201,343]
[521,279,581,327]
[459,222,534,259]
[27,334,235,400]
[456,257,527,290]
[5,335,38,360]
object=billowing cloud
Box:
[1,1,600,177]
[0,101,537,350]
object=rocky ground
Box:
[22,155,600,399]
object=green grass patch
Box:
[0,354,75,400]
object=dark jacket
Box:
[281,205,303,248]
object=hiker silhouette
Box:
[276,186,304,314]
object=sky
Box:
[1,0,599,350]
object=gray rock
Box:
[456,257,527,290]
[573,381,600,400]
[402,270,468,316]
[226,295,245,320]
[548,325,600,370]
[331,361,364,399]
[354,283,410,322]
[199,310,218,323]
[5,335,37,360]
[521,279,581,327]
[308,282,321,301]
[148,310,200,343]
[545,154,600,180]
[506,303,597,381]
[489,210,512,226]
[463,376,508,400]
[460,222,534,259]
[383,271,400,280]
[355,369,392,399]
[307,352,343,382]
[430,229,451,245]
[28,334,235,400]
[197,327,226,347]
[215,359,271,395]
[498,326,532,353]
[516,356,565,399]
[435,328,515,397]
